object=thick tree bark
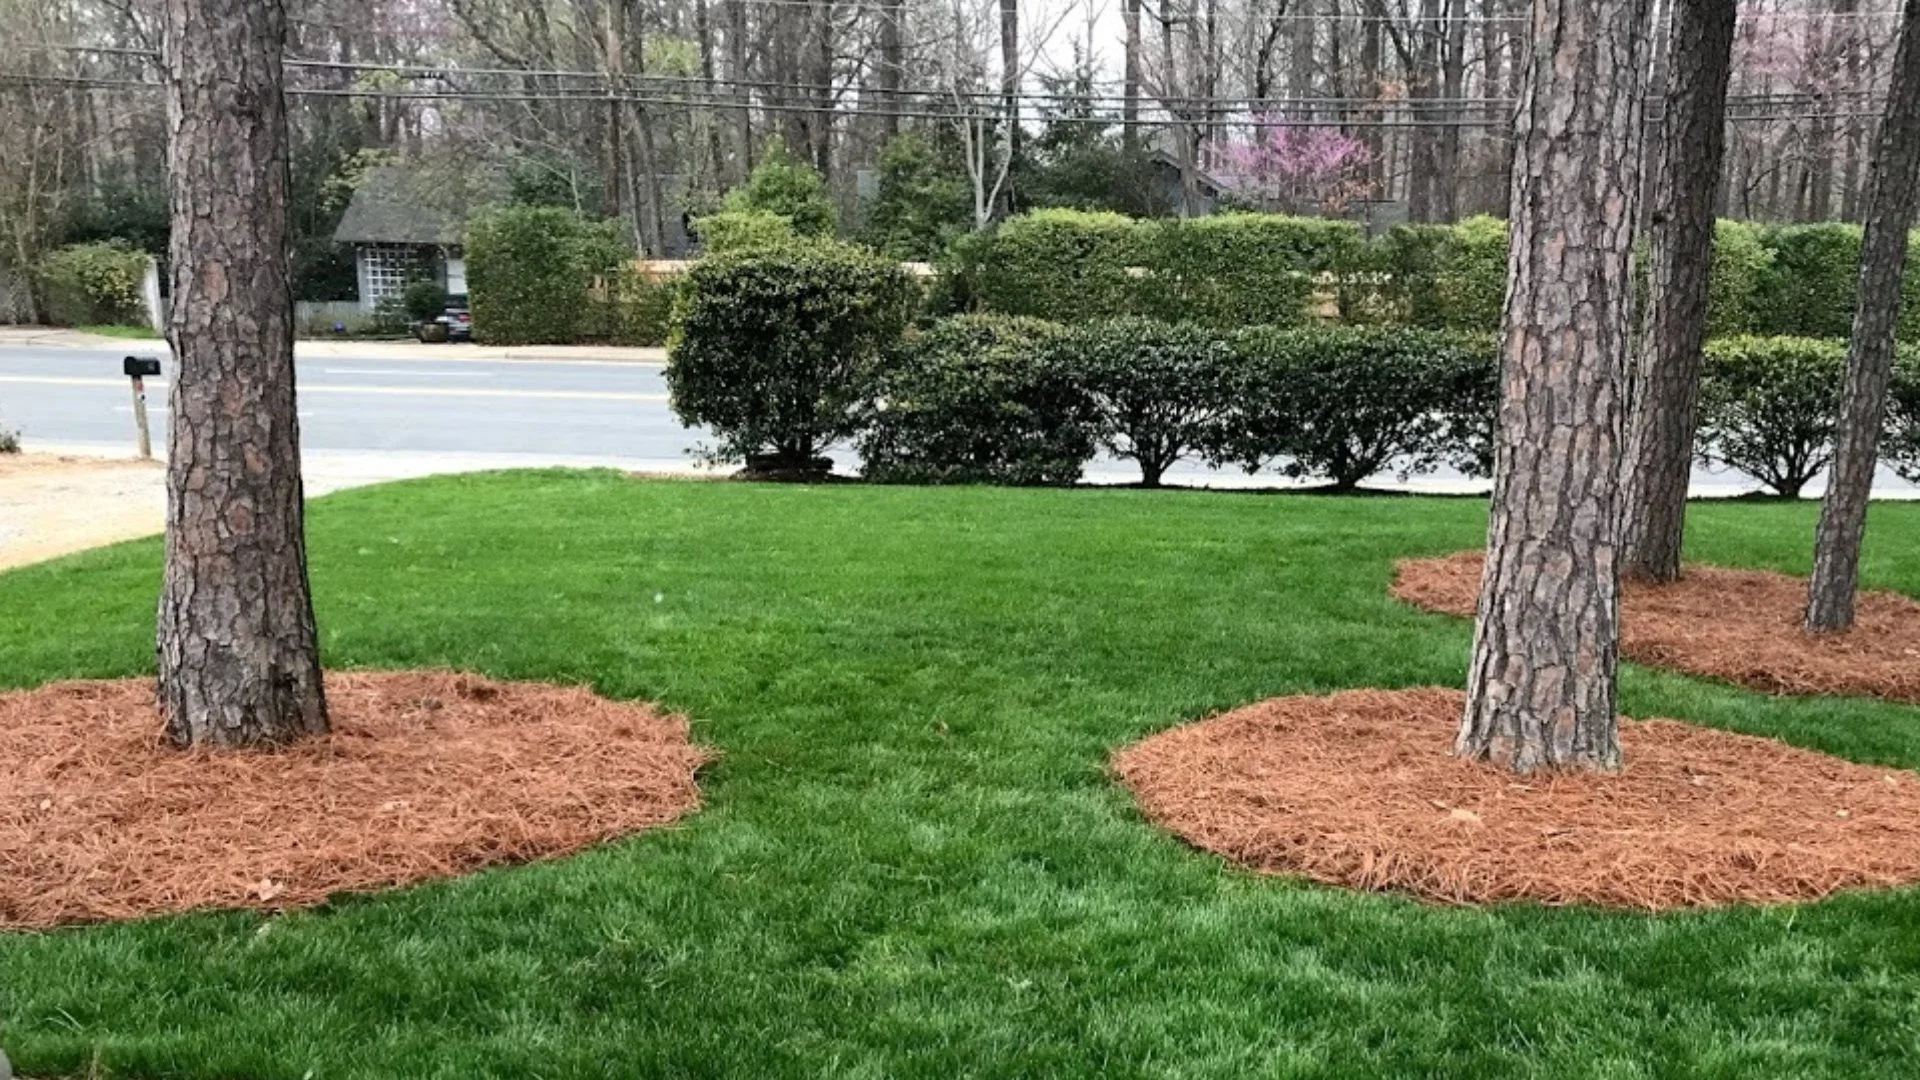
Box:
[1458,0,1652,774]
[158,0,327,748]
[1806,0,1920,632]
[1621,0,1738,584]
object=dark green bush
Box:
[1697,336,1846,497]
[1887,348,1920,485]
[402,279,450,322]
[1750,224,1861,339]
[859,315,1094,485]
[467,206,629,345]
[860,133,973,261]
[956,209,1144,323]
[1222,326,1498,490]
[1132,213,1358,327]
[35,241,150,327]
[668,241,916,471]
[0,426,18,454]
[1054,317,1238,487]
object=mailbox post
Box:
[123,355,162,460]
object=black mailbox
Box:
[123,356,162,378]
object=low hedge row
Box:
[862,318,1495,489]
[669,246,1920,491]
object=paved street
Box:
[1,335,1915,496]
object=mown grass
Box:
[74,325,162,341]
[3,472,1920,1079]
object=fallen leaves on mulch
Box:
[0,671,713,930]
[1394,551,1920,703]
[1114,687,1920,910]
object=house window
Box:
[361,244,417,308]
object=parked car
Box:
[415,294,473,342]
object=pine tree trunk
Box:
[1806,0,1920,632]
[157,0,327,749]
[1458,0,1652,774]
[1621,0,1737,584]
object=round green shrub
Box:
[1697,336,1847,497]
[402,279,450,322]
[859,315,1093,486]
[1224,326,1498,490]
[1051,316,1239,487]
[668,241,916,471]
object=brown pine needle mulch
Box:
[1394,551,1920,703]
[1114,687,1920,910]
[0,671,713,931]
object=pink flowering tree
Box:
[1217,116,1372,213]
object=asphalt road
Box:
[0,343,699,462]
[2,340,1915,495]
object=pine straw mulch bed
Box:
[1114,687,1920,910]
[0,671,713,930]
[1394,551,1920,704]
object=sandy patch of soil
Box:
[0,453,166,571]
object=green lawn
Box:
[75,324,163,340]
[5,473,1920,1079]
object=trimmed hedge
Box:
[36,241,149,328]
[668,241,916,470]
[1223,326,1499,489]
[1707,219,1772,337]
[951,210,1358,328]
[1749,224,1862,339]
[1697,336,1846,497]
[1368,216,1508,332]
[1884,350,1920,485]
[957,209,1144,323]
[602,265,676,347]
[1060,317,1240,486]
[1133,214,1362,327]
[859,315,1093,485]
[948,212,1920,343]
[467,206,628,345]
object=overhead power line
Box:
[2,72,1887,130]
